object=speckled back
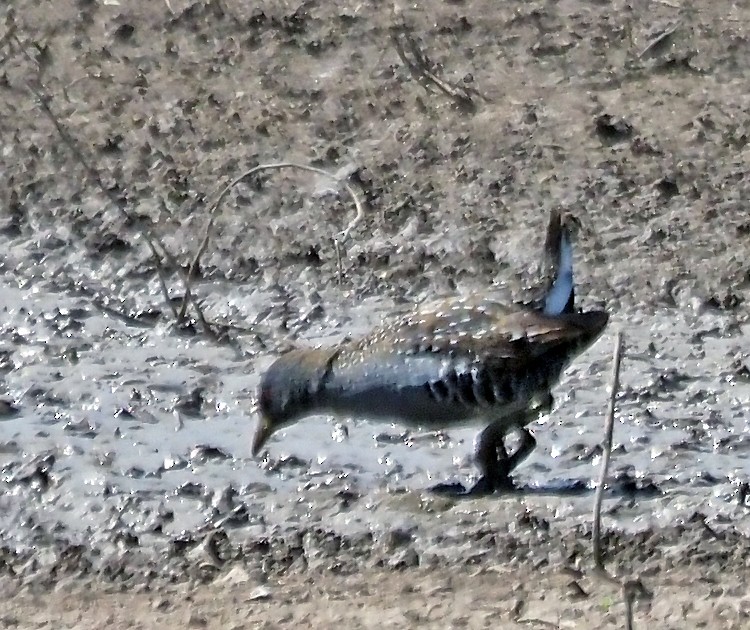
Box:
[322,296,608,427]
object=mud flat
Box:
[1,0,750,627]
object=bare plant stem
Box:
[9,32,182,322]
[10,31,363,338]
[591,330,649,629]
[178,162,365,322]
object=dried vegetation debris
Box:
[3,0,745,309]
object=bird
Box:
[252,210,608,497]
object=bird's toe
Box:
[428,481,470,497]
[428,475,515,498]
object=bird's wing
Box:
[348,297,593,367]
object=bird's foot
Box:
[428,474,516,498]
[428,481,470,496]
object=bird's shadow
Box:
[429,477,664,500]
[508,478,663,498]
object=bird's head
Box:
[251,349,334,456]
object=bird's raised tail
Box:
[541,209,575,316]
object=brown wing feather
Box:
[347,296,597,367]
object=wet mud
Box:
[1,0,750,627]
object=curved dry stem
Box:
[178,161,365,321]
[12,27,364,335]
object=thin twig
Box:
[10,29,227,335]
[391,22,488,112]
[178,161,365,321]
[591,330,649,629]
[9,32,182,322]
[592,331,623,570]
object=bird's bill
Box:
[251,417,272,457]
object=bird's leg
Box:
[501,392,551,474]
[428,416,519,497]
[466,419,515,495]
[498,393,553,477]
[429,394,553,498]
[504,426,537,474]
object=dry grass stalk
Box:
[591,330,650,630]
[9,25,365,340]
[8,30,192,325]
[390,18,488,112]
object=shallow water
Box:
[2,267,749,555]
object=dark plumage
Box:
[253,210,608,496]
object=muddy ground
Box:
[2,0,750,628]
